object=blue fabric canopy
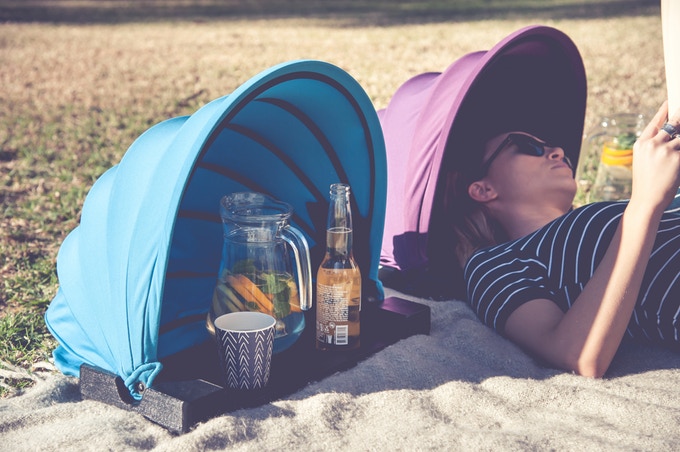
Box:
[45,60,387,400]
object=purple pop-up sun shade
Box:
[378,25,587,298]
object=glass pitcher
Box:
[576,113,645,204]
[207,192,312,353]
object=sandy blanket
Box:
[2,288,680,451]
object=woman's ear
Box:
[468,180,497,203]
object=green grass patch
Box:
[0,310,56,367]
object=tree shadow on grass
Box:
[0,0,660,26]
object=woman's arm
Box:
[504,102,680,377]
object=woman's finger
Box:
[641,101,669,140]
[660,106,680,143]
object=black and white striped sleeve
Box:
[465,247,556,334]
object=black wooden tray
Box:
[79,296,430,433]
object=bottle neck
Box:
[326,227,353,256]
[326,184,353,257]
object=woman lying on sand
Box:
[379,25,680,377]
[451,102,680,378]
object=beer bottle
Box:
[316,183,361,350]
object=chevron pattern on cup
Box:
[218,327,274,390]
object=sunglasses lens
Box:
[514,136,546,156]
[515,135,572,169]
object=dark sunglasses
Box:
[478,133,571,177]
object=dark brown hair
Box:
[444,170,507,268]
[426,132,509,300]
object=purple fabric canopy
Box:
[378,26,587,290]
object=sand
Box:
[2,288,680,451]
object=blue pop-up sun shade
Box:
[45,60,387,400]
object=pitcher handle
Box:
[281,225,313,311]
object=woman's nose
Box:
[547,146,565,160]
[548,146,573,169]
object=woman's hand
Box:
[631,102,680,212]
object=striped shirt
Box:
[465,191,680,348]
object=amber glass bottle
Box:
[316,183,361,351]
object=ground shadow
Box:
[0,0,660,26]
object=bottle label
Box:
[317,283,350,345]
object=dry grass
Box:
[0,4,667,390]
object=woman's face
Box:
[475,131,577,211]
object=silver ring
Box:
[661,122,679,138]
